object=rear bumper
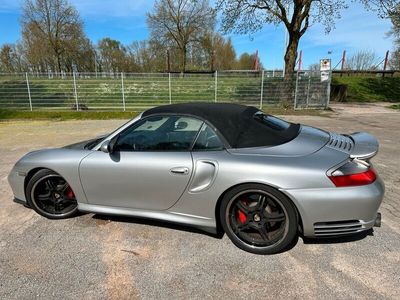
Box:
[282,177,384,237]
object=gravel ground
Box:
[0,104,399,299]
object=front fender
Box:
[8,148,92,204]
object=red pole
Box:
[254,50,259,71]
[383,50,389,71]
[298,50,302,71]
[341,50,346,70]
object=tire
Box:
[26,169,78,219]
[220,183,298,255]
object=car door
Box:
[79,115,204,210]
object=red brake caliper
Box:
[65,187,75,199]
[237,201,247,224]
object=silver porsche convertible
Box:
[8,103,384,254]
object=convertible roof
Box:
[142,103,300,148]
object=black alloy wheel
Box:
[220,184,298,254]
[26,169,78,219]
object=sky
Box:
[0,0,394,70]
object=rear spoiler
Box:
[348,132,379,160]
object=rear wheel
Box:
[26,169,78,219]
[220,184,298,254]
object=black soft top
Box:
[142,103,300,148]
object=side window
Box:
[115,115,203,151]
[193,124,224,151]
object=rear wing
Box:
[348,132,379,160]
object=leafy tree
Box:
[389,3,400,69]
[21,0,90,73]
[217,0,399,79]
[0,45,17,72]
[235,52,259,70]
[98,38,130,73]
[202,33,236,71]
[147,0,215,72]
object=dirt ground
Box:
[0,103,399,299]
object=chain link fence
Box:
[0,71,330,111]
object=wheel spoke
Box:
[256,226,270,241]
[235,201,249,213]
[265,211,285,223]
[57,182,68,193]
[257,195,266,210]
[45,179,56,191]
[37,193,51,201]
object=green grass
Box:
[0,107,329,121]
[332,76,400,102]
[389,103,400,110]
[0,109,140,121]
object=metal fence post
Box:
[73,72,79,111]
[260,70,265,109]
[306,73,311,108]
[294,71,300,109]
[169,73,172,104]
[214,71,218,102]
[326,70,332,108]
[25,72,33,111]
[121,72,126,111]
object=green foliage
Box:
[0,109,139,120]
[332,76,400,102]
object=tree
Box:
[345,50,379,70]
[217,0,398,79]
[0,45,16,72]
[389,3,400,69]
[236,53,256,70]
[21,0,89,73]
[202,33,236,71]
[147,0,215,72]
[98,38,131,73]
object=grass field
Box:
[0,73,328,110]
[0,106,329,121]
[332,76,400,102]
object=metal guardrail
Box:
[0,71,330,111]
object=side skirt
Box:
[78,202,217,234]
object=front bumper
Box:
[8,167,27,204]
[282,177,384,237]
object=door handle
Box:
[170,167,189,175]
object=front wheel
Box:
[26,169,78,219]
[220,184,298,254]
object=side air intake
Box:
[314,220,362,236]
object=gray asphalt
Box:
[0,104,399,299]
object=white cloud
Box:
[0,0,154,17]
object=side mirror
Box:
[100,140,111,153]
[101,135,119,153]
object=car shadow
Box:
[301,229,374,244]
[92,214,225,239]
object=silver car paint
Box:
[8,117,384,237]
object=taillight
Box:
[329,168,377,187]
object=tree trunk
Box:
[281,33,301,107]
[284,33,300,80]
[181,46,187,73]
